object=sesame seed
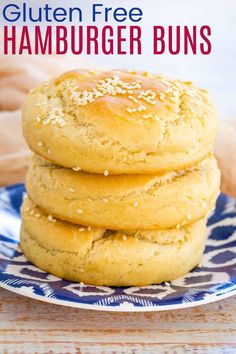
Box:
[102,198,109,203]
[42,107,66,127]
[127,107,137,113]
[47,149,51,155]
[80,282,84,286]
[76,209,83,214]
[187,214,192,220]
[79,268,85,272]
[37,141,43,147]
[66,75,144,108]
[172,91,178,97]
[36,117,41,122]
[133,201,139,207]
[48,215,55,222]
[143,114,153,119]
[138,90,157,104]
[159,93,165,101]
[25,207,30,212]
[30,210,34,216]
[176,224,181,229]
[104,170,109,176]
[128,95,138,103]
[72,166,81,171]
[202,202,207,208]
[181,220,187,226]
[68,187,75,193]
[87,226,92,232]
[79,228,85,232]
[34,213,41,218]
[122,235,127,241]
[137,105,146,112]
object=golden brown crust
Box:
[20,198,207,286]
[22,70,218,174]
[26,153,220,230]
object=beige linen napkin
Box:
[0,110,29,186]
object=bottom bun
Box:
[20,198,207,286]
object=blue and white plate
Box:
[0,184,235,312]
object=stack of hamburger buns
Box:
[21,70,220,286]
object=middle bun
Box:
[26,154,220,230]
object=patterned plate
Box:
[0,184,235,312]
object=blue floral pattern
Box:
[0,184,235,311]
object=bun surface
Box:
[22,70,218,174]
[26,154,220,230]
[20,198,207,286]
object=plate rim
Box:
[0,280,236,312]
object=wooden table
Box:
[0,288,235,353]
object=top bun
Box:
[22,70,217,174]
